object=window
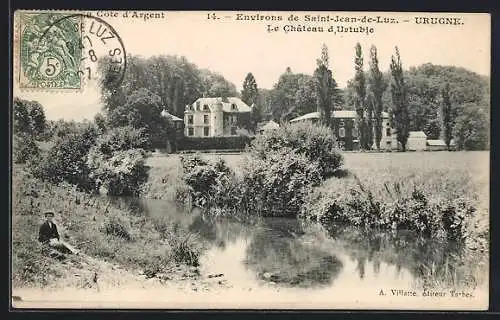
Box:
[187,115,193,124]
[386,141,392,147]
[188,127,194,136]
[231,103,237,110]
[196,101,201,109]
[339,120,345,127]
[203,127,209,136]
[339,127,346,138]
[352,128,358,137]
[204,115,209,124]
[386,128,391,136]
[203,104,210,111]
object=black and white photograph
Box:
[11,10,490,309]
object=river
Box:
[118,197,484,296]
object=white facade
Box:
[184,97,251,137]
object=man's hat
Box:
[43,211,55,217]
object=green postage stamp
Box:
[18,12,83,89]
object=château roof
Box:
[187,97,252,113]
[289,110,390,122]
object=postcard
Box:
[11,10,490,310]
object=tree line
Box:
[258,44,489,151]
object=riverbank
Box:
[12,164,220,295]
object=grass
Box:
[11,164,203,288]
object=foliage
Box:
[249,122,343,179]
[241,72,259,106]
[314,44,342,128]
[389,47,410,151]
[199,69,239,98]
[368,45,387,149]
[100,54,237,118]
[423,119,441,140]
[241,72,261,132]
[301,182,476,241]
[11,165,203,287]
[101,212,133,241]
[441,83,453,149]
[31,124,98,192]
[13,133,40,164]
[106,88,174,148]
[92,126,152,156]
[353,43,368,148]
[179,154,237,211]
[238,148,322,217]
[178,136,253,151]
[13,98,47,138]
[452,104,489,150]
[87,148,149,196]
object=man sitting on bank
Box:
[38,211,79,255]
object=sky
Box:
[13,11,491,121]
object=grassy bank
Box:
[12,164,203,289]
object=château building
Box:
[289,110,393,151]
[184,97,252,137]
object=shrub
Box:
[238,148,322,217]
[87,148,149,196]
[93,126,152,155]
[301,182,477,240]
[31,124,98,192]
[179,154,237,210]
[101,213,133,241]
[249,122,343,179]
[13,134,40,164]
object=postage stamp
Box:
[18,12,83,89]
[16,11,127,91]
[11,10,490,310]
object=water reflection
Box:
[111,197,479,291]
[243,218,343,288]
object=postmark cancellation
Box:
[15,11,126,91]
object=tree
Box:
[13,98,46,137]
[241,73,261,132]
[241,73,259,106]
[353,43,367,148]
[423,119,441,140]
[453,104,489,150]
[441,82,453,150]
[365,92,374,149]
[389,47,410,151]
[32,124,99,191]
[200,69,238,98]
[269,68,316,122]
[314,44,340,128]
[368,45,387,150]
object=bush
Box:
[238,148,322,217]
[101,213,133,241]
[87,148,149,196]
[93,126,152,155]
[179,154,237,212]
[249,122,343,179]
[179,136,253,151]
[31,124,98,192]
[13,134,40,164]
[301,183,477,240]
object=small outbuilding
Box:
[427,139,455,151]
[407,131,427,151]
